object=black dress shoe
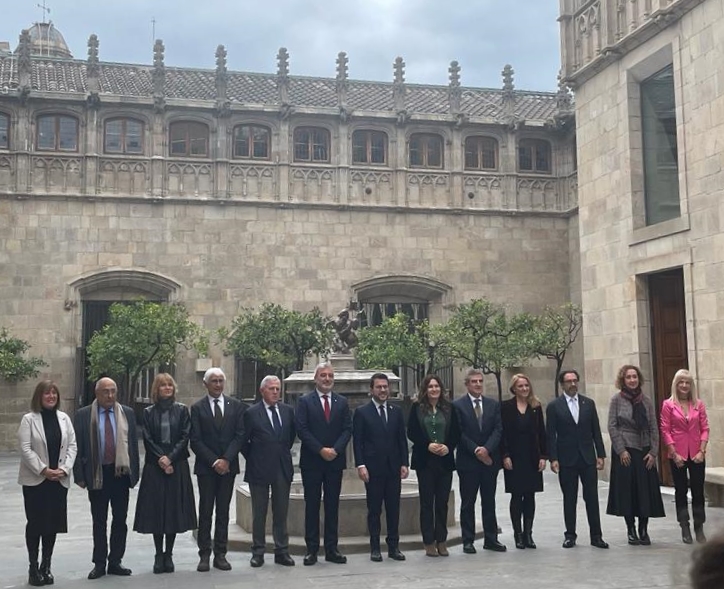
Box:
[590,537,609,549]
[153,554,164,574]
[274,553,295,566]
[250,554,265,567]
[387,548,406,561]
[562,538,576,549]
[483,539,507,552]
[87,566,106,580]
[370,549,383,562]
[324,550,347,564]
[197,555,210,572]
[462,542,476,554]
[107,563,132,576]
[303,552,318,566]
[163,552,175,573]
[213,555,232,571]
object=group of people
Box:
[17,363,710,584]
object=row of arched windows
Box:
[0,113,553,173]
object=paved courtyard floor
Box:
[0,451,720,589]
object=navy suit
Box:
[295,390,352,554]
[453,394,503,544]
[353,400,409,550]
[189,395,246,558]
[240,401,296,556]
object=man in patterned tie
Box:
[189,368,246,573]
[73,378,140,580]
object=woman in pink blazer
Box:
[660,369,709,544]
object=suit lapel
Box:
[31,413,48,446]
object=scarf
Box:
[89,399,132,488]
[157,397,174,445]
[620,387,648,430]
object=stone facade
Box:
[560,0,724,465]
[0,29,578,448]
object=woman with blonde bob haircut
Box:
[133,373,197,574]
[500,374,547,549]
[660,369,709,544]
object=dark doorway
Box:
[648,268,688,485]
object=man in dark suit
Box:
[353,373,409,562]
[74,377,140,580]
[546,369,608,549]
[190,367,246,572]
[453,368,506,553]
[295,362,352,565]
[240,375,296,568]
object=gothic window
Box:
[233,124,271,159]
[0,113,8,149]
[641,64,679,225]
[169,121,209,157]
[464,136,498,170]
[409,133,443,168]
[36,115,78,152]
[352,130,388,165]
[518,139,551,173]
[234,357,276,400]
[293,127,330,162]
[104,118,144,154]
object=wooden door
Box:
[649,269,688,486]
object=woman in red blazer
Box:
[660,369,710,544]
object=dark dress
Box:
[133,400,197,534]
[500,399,546,494]
[23,409,68,535]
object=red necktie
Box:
[323,395,331,422]
[103,409,115,464]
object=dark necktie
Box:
[213,399,223,426]
[379,403,387,426]
[103,409,115,464]
[474,399,482,422]
[322,395,331,422]
[270,404,282,435]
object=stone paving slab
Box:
[1,452,719,588]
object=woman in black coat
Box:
[500,374,546,550]
[133,373,197,574]
[407,374,461,557]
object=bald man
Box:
[73,378,139,580]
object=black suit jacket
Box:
[453,395,503,472]
[500,398,547,462]
[353,400,409,477]
[190,394,246,476]
[546,393,605,467]
[407,402,460,472]
[240,401,296,485]
[73,403,140,490]
[295,390,352,472]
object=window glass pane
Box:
[535,142,550,172]
[170,123,187,155]
[370,133,386,164]
[252,127,269,159]
[518,144,533,170]
[37,117,56,150]
[105,120,123,153]
[426,137,441,167]
[125,120,143,154]
[464,138,478,169]
[188,123,208,156]
[352,132,367,163]
[58,117,77,150]
[190,136,207,156]
[481,139,496,169]
[0,115,8,148]
[409,136,422,167]
[234,126,250,158]
[312,130,328,161]
[294,129,310,161]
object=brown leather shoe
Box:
[424,544,438,557]
[436,542,449,557]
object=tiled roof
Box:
[0,54,561,122]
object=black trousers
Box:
[249,474,291,556]
[558,457,602,540]
[458,466,499,544]
[301,468,343,554]
[416,459,453,545]
[670,459,706,526]
[196,473,235,557]
[365,470,402,550]
[88,465,131,567]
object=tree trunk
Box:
[495,372,503,402]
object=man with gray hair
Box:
[240,375,296,567]
[190,368,246,572]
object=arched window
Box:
[104,118,144,154]
[464,136,498,170]
[36,114,78,152]
[293,127,330,163]
[409,133,443,168]
[169,121,209,157]
[352,130,388,165]
[233,124,271,159]
[0,113,9,149]
[518,139,552,173]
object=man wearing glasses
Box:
[546,369,608,549]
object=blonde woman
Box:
[500,374,547,550]
[660,369,709,544]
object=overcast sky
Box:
[4,0,562,91]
